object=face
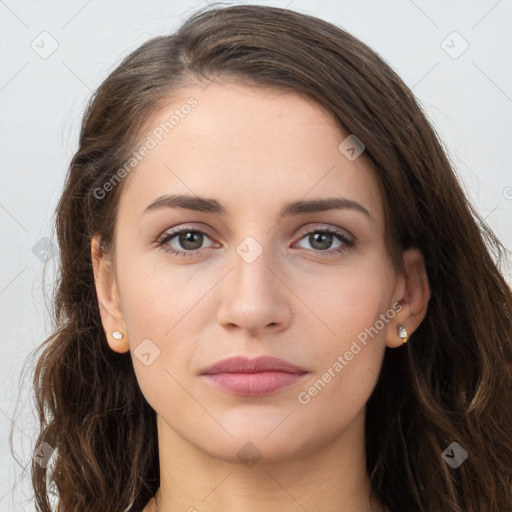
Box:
[93,79,427,464]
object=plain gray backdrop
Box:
[1,0,511,510]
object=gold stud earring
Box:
[112,331,124,340]
[397,324,408,344]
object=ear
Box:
[91,234,130,354]
[386,247,431,348]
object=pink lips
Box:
[200,355,309,397]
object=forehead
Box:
[118,80,384,225]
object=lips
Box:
[200,355,308,375]
[200,355,309,397]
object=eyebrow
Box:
[143,194,372,221]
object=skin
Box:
[92,79,430,512]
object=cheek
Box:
[115,254,218,393]
[116,253,203,338]
[293,265,391,408]
[294,263,392,347]
[117,262,200,413]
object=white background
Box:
[1,0,511,509]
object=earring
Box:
[112,331,124,340]
[397,324,408,344]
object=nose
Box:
[216,246,292,336]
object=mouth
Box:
[200,355,309,397]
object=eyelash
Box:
[156,225,355,258]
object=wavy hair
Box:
[16,4,512,511]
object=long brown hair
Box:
[17,4,512,511]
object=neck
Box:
[145,408,384,512]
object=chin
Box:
[196,420,313,463]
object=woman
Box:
[28,4,512,512]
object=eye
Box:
[157,227,217,257]
[156,225,355,258]
[293,227,354,256]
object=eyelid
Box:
[157,222,356,259]
[158,223,214,238]
[295,223,355,241]
[156,224,217,248]
[157,222,354,244]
